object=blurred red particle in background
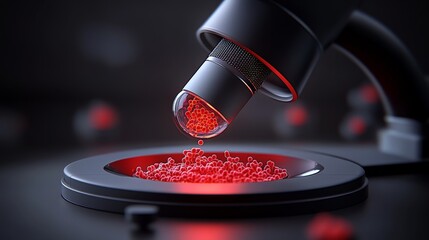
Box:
[307,213,354,240]
[359,84,379,104]
[198,139,204,146]
[284,105,308,127]
[348,116,366,135]
[89,103,118,130]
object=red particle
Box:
[198,140,204,146]
[133,147,288,183]
[185,97,219,134]
[348,116,366,135]
[360,84,379,104]
[284,105,308,127]
[89,103,118,130]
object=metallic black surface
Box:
[183,60,252,122]
[209,39,270,91]
[197,0,323,101]
[62,146,367,217]
[273,0,361,46]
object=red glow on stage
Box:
[169,221,246,240]
[89,104,118,130]
[175,182,242,194]
[133,147,287,183]
[307,213,354,240]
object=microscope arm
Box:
[334,11,429,159]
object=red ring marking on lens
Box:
[226,38,298,101]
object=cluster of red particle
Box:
[185,97,218,134]
[133,148,288,183]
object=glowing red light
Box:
[348,116,366,135]
[168,222,244,240]
[198,140,204,146]
[360,84,379,104]
[285,105,308,126]
[89,104,118,130]
[307,213,354,240]
[133,147,288,183]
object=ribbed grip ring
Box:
[209,39,271,91]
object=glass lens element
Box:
[173,91,228,138]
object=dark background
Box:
[1,0,428,155]
[1,1,429,240]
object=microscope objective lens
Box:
[173,91,228,139]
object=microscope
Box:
[173,0,429,160]
[61,0,429,218]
